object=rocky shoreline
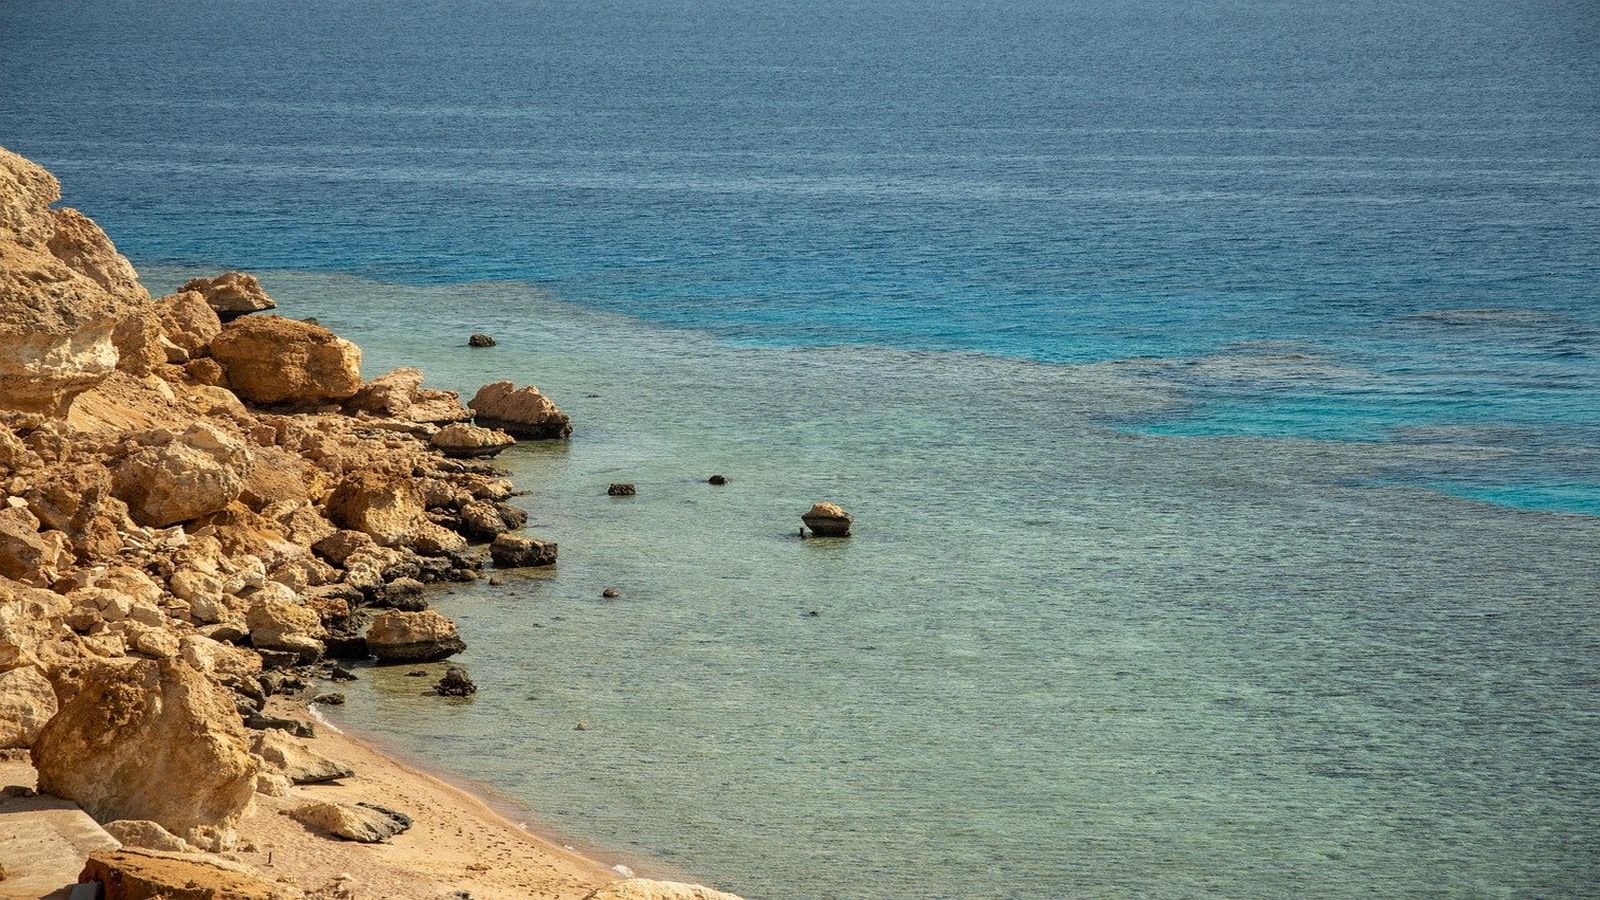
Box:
[0,146,741,899]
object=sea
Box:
[3,0,1598,896]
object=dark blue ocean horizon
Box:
[3,0,1597,516]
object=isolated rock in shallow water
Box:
[432,665,476,696]
[31,657,258,839]
[468,380,572,439]
[366,610,464,662]
[179,271,277,321]
[111,422,253,527]
[489,533,557,568]
[468,332,496,347]
[80,848,285,899]
[0,665,56,748]
[289,801,413,843]
[607,483,636,496]
[209,315,361,405]
[103,819,193,852]
[251,728,354,784]
[584,879,746,900]
[430,422,515,459]
[801,502,853,537]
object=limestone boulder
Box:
[79,849,287,900]
[209,315,361,405]
[468,380,572,439]
[0,506,52,584]
[245,595,324,662]
[801,502,853,537]
[0,577,73,671]
[288,801,412,843]
[178,271,277,321]
[366,610,464,662]
[31,657,259,839]
[23,463,125,562]
[430,422,515,459]
[346,366,471,423]
[251,729,353,784]
[112,423,253,527]
[179,635,261,680]
[490,533,557,568]
[0,664,57,747]
[155,289,223,361]
[102,820,193,853]
[325,470,428,547]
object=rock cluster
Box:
[0,146,563,856]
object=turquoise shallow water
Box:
[147,270,1600,898]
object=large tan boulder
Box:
[210,315,361,405]
[0,664,57,747]
[31,657,259,841]
[0,506,53,584]
[79,849,288,900]
[366,610,464,662]
[346,367,470,423]
[430,422,514,459]
[468,380,572,439]
[24,463,126,562]
[245,594,324,661]
[251,729,353,784]
[46,207,163,377]
[178,271,277,321]
[584,880,745,900]
[325,469,428,547]
[112,422,253,527]
[0,576,73,671]
[155,289,223,361]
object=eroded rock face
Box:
[112,423,254,527]
[0,664,57,748]
[468,381,572,439]
[32,657,259,840]
[288,801,412,843]
[209,316,362,405]
[801,502,853,537]
[0,148,128,415]
[429,422,515,459]
[179,271,277,322]
[366,610,464,662]
[245,595,324,662]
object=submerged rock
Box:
[801,502,853,537]
[468,333,496,347]
[289,801,412,843]
[366,609,464,662]
[179,271,278,321]
[707,475,728,486]
[489,533,557,568]
[607,483,636,496]
[32,657,259,841]
[432,665,476,697]
[468,380,571,440]
[429,422,515,459]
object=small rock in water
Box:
[707,474,728,486]
[433,666,477,697]
[601,587,620,599]
[801,502,853,537]
[806,610,821,617]
[574,721,590,731]
[312,693,346,705]
[468,333,496,347]
[607,483,636,496]
[488,576,505,586]
[330,665,357,682]
[404,669,429,677]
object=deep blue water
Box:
[4,0,1599,511]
